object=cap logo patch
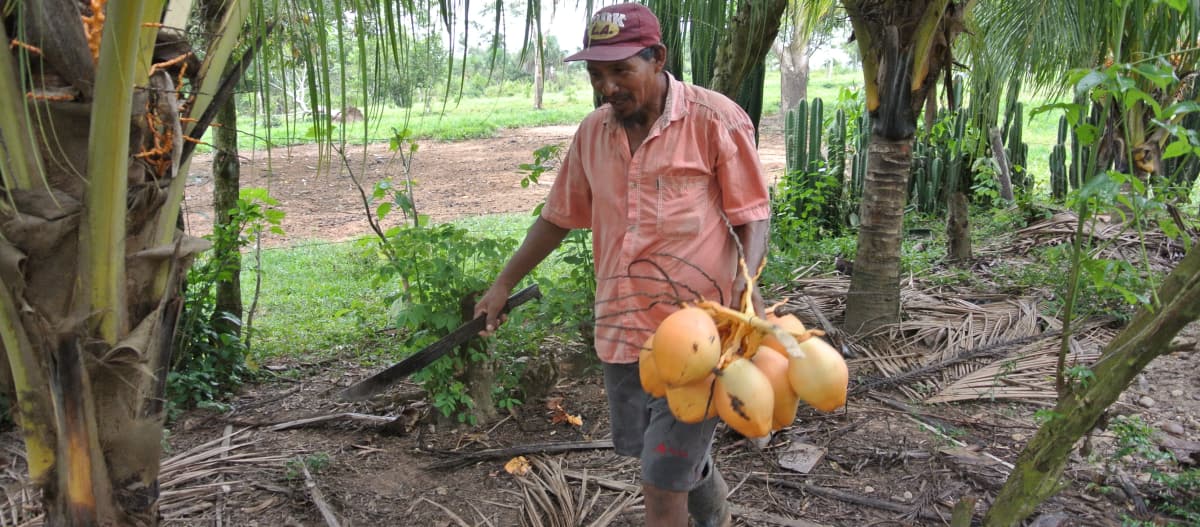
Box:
[588,12,627,41]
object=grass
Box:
[243,206,1060,362]
[232,84,597,151]
[242,213,551,360]
[242,239,394,359]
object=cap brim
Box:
[563,44,644,62]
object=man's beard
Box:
[619,109,649,128]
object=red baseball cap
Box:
[564,3,662,62]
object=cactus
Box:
[827,108,847,194]
[830,107,849,223]
[784,100,808,177]
[1004,102,1028,191]
[1050,115,1069,200]
[850,110,870,206]
[808,98,824,174]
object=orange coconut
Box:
[665,374,718,423]
[750,345,801,430]
[638,335,667,398]
[714,358,775,438]
[787,336,849,412]
[652,307,721,387]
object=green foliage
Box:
[169,189,285,418]
[373,223,516,423]
[1111,415,1172,463]
[284,452,331,481]
[1152,468,1200,524]
[775,93,861,249]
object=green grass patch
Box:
[242,213,552,361]
[233,85,596,151]
[242,239,394,360]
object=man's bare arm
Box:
[475,217,571,334]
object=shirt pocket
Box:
[656,170,711,239]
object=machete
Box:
[338,284,542,401]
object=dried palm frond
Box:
[0,428,294,525]
[927,324,1116,403]
[514,456,639,527]
[1009,212,1186,272]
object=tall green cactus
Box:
[780,98,844,234]
[828,108,847,192]
[850,110,869,210]
[785,100,809,176]
[1004,102,1029,191]
[808,98,824,174]
[1050,115,1069,200]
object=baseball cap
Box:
[564,3,661,62]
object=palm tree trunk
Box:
[779,46,810,113]
[212,100,243,336]
[843,136,912,333]
[710,0,789,98]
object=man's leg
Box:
[641,394,724,526]
[687,460,731,527]
[603,363,728,526]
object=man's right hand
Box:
[473,282,512,336]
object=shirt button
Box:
[628,224,636,232]
[630,182,637,189]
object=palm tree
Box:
[0,0,256,522]
[0,1,794,522]
[838,0,973,334]
[776,0,838,112]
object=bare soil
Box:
[181,123,789,246]
[2,118,1197,527]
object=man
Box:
[474,4,769,526]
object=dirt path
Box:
[184,122,787,246]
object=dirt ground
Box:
[182,123,789,246]
[2,118,1197,527]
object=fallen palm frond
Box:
[773,275,1126,403]
[512,456,640,527]
[927,324,1116,403]
[859,295,1042,383]
[0,428,296,526]
[1010,211,1187,272]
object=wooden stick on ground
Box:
[425,440,614,470]
[215,424,233,527]
[299,457,342,527]
[269,412,393,431]
[747,474,947,523]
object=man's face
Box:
[586,51,663,124]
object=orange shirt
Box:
[541,73,770,364]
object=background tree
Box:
[839,0,972,335]
[0,0,472,522]
[775,0,837,112]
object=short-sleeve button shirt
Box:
[541,72,770,364]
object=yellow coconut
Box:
[652,307,721,387]
[787,336,849,412]
[714,358,774,438]
[762,313,808,356]
[750,345,800,430]
[638,335,667,398]
[665,374,718,424]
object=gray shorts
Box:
[603,362,718,492]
